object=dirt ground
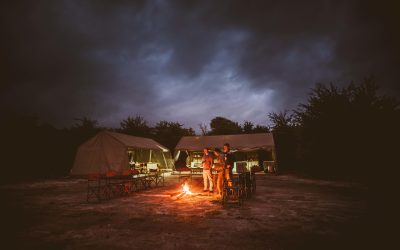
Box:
[1,173,374,249]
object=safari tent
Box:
[70,131,173,175]
[174,133,276,172]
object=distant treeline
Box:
[1,77,399,183]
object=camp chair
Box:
[263,161,278,174]
[144,163,157,187]
[120,169,136,194]
[234,172,248,198]
[106,170,125,198]
[238,172,251,198]
[221,176,244,206]
[249,168,257,193]
[130,169,146,191]
[87,173,108,202]
[248,168,257,194]
[236,164,251,198]
[146,163,164,187]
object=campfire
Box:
[182,182,192,195]
[170,181,212,200]
[175,182,193,199]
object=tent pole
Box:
[272,147,277,162]
[149,150,152,162]
[162,151,168,169]
[272,147,278,171]
[174,150,181,161]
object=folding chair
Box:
[87,173,108,202]
[221,177,244,206]
[131,169,146,191]
[120,169,136,194]
[144,163,161,188]
[249,170,256,193]
[106,170,125,198]
[87,173,100,202]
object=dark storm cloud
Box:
[187,0,400,104]
[1,0,399,130]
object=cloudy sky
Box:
[1,0,399,131]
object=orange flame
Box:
[182,182,192,194]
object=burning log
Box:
[175,182,193,200]
[182,182,192,195]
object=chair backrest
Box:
[262,161,276,173]
[251,165,262,173]
[236,161,247,173]
[87,173,101,180]
[147,163,159,172]
[122,169,133,176]
[106,170,117,177]
[131,169,140,175]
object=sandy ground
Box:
[1,174,373,249]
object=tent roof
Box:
[102,131,169,151]
[175,133,275,151]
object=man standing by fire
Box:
[202,148,214,193]
[223,143,235,186]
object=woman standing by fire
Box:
[213,148,225,197]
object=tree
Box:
[119,115,151,137]
[70,116,102,143]
[252,125,270,133]
[153,121,195,151]
[1,113,79,182]
[268,111,297,171]
[268,111,295,130]
[295,77,399,180]
[241,121,270,134]
[209,116,242,135]
[198,122,209,135]
[73,116,99,130]
[242,120,254,133]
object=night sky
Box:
[1,0,399,131]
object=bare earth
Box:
[1,174,372,249]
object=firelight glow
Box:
[182,183,192,195]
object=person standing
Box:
[223,143,235,186]
[213,148,225,196]
[202,148,214,193]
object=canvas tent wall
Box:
[174,133,276,170]
[70,131,173,175]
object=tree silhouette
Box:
[295,77,399,180]
[153,121,195,151]
[198,122,209,135]
[268,111,295,130]
[252,125,270,133]
[209,116,242,135]
[119,115,151,137]
[2,77,398,185]
[268,111,297,171]
[73,116,98,130]
[70,116,102,144]
[242,120,254,133]
[0,112,76,182]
